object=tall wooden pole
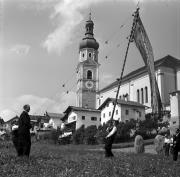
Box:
[110,8,140,122]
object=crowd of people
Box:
[163,128,180,161]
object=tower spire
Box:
[89,10,91,21]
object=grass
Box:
[0,140,180,177]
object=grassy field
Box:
[0,141,180,177]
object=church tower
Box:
[76,13,99,109]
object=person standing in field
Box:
[172,128,180,161]
[104,120,118,157]
[18,104,32,157]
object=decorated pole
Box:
[110,7,140,122]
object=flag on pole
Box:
[132,12,162,114]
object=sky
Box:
[0,0,179,121]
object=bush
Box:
[72,125,85,144]
[51,128,62,144]
[95,124,108,144]
[115,120,136,143]
[84,125,98,145]
[134,135,144,153]
[58,136,72,145]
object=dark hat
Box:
[176,128,180,133]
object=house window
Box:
[125,110,129,115]
[72,116,76,120]
[100,118,101,121]
[116,110,118,115]
[82,53,85,58]
[141,88,144,104]
[126,94,129,101]
[103,113,105,118]
[109,112,111,117]
[82,116,85,120]
[145,87,148,103]
[91,117,97,121]
[137,89,140,103]
[87,70,92,79]
[89,53,92,58]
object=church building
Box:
[62,14,180,130]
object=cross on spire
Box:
[89,11,91,21]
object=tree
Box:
[84,125,97,145]
[0,117,4,125]
[72,125,85,144]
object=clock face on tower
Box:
[85,81,94,89]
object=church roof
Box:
[79,13,99,51]
[98,98,146,110]
[99,55,180,93]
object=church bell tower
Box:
[76,13,100,109]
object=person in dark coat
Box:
[104,120,118,157]
[172,128,180,161]
[18,104,32,157]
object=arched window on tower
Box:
[137,90,140,103]
[145,86,148,103]
[141,88,144,104]
[87,70,92,80]
[89,53,92,58]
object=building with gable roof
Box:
[45,112,64,129]
[62,106,100,131]
[98,98,145,125]
[97,55,180,115]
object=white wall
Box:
[101,102,121,125]
[161,67,176,104]
[169,92,180,133]
[176,69,180,90]
[68,110,101,129]
[100,101,145,125]
[98,74,151,110]
[68,112,77,123]
[98,66,178,113]
[120,105,145,122]
[49,118,62,129]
